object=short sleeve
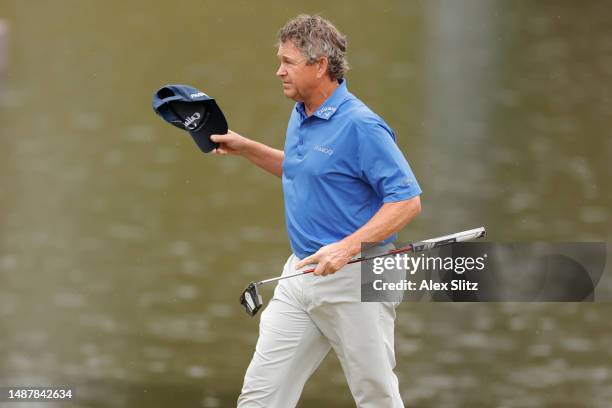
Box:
[357,120,422,202]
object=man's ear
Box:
[316,57,329,79]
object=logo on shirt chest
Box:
[314,145,334,156]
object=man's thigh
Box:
[309,301,403,408]
[238,298,331,408]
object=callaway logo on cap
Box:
[152,84,228,153]
[183,112,201,130]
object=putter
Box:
[240,282,263,317]
[239,226,487,316]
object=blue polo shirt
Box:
[282,79,422,259]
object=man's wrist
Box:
[341,237,362,257]
[241,137,257,158]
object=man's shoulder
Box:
[338,99,393,142]
[340,97,387,127]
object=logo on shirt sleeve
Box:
[401,178,414,187]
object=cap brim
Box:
[166,100,228,153]
[189,101,227,153]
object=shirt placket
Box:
[297,117,307,158]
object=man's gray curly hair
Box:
[277,15,350,81]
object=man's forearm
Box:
[341,196,422,256]
[243,139,284,178]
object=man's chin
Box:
[283,88,297,99]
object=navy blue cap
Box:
[152,84,228,153]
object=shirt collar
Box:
[295,79,349,121]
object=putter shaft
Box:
[255,227,486,286]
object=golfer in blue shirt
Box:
[211,15,421,408]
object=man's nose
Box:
[276,65,286,77]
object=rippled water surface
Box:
[1,1,611,407]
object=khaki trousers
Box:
[237,249,404,408]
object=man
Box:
[211,15,421,408]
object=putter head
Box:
[240,282,263,317]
